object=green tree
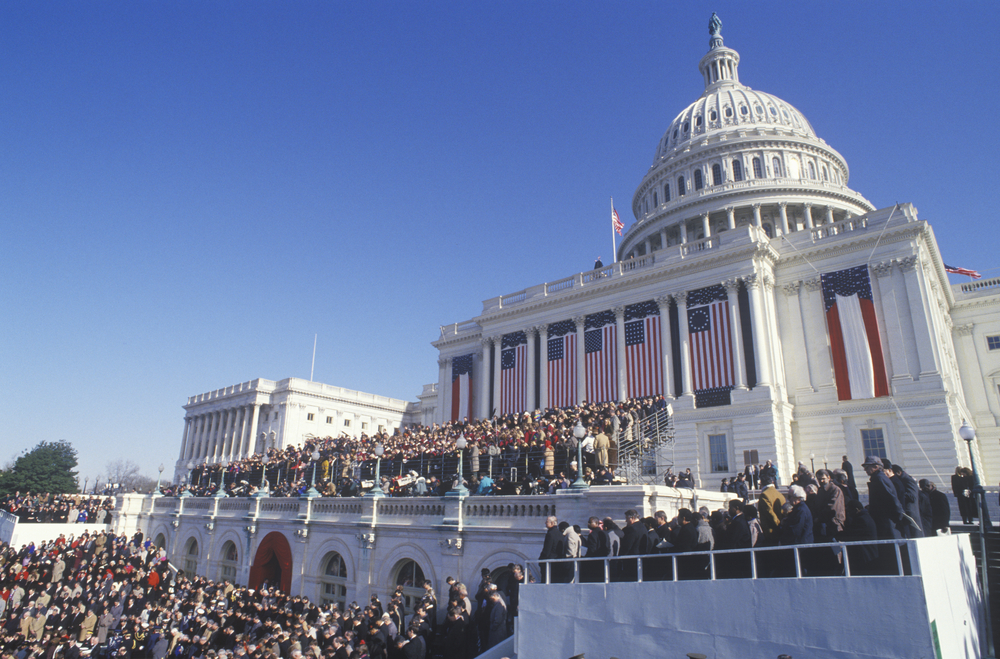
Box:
[0,440,79,495]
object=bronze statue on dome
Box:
[709,13,722,37]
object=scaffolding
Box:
[617,404,675,485]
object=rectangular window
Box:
[326,416,333,424]
[987,335,1000,351]
[362,422,368,430]
[708,434,729,472]
[378,424,385,433]
[344,419,351,427]
[307,413,314,421]
[221,564,237,583]
[861,428,887,459]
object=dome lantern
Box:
[699,13,740,90]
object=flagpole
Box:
[611,197,617,263]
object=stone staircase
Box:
[617,405,675,485]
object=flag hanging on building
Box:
[585,311,618,403]
[612,207,624,236]
[687,284,734,407]
[547,320,577,409]
[821,265,889,401]
[500,331,527,415]
[945,264,982,279]
[624,301,663,399]
[451,354,474,421]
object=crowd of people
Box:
[164,396,672,499]
[538,454,955,579]
[0,496,115,525]
[0,527,517,659]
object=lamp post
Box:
[960,419,994,657]
[809,453,815,473]
[155,464,164,494]
[823,456,828,470]
[181,461,194,497]
[253,455,270,498]
[570,420,589,490]
[448,435,470,497]
[214,461,229,498]
[304,450,322,499]
[365,445,386,498]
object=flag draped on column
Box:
[821,265,889,401]
[546,320,577,410]
[451,354,474,421]
[500,331,528,415]
[687,284,735,407]
[624,301,663,399]
[585,311,618,403]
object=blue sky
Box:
[2,2,998,484]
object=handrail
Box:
[526,537,915,585]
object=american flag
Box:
[547,320,577,409]
[945,264,982,279]
[687,285,734,393]
[612,207,624,236]
[451,354,474,421]
[585,311,618,403]
[821,265,889,400]
[500,332,527,415]
[625,301,663,398]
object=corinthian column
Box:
[723,279,747,389]
[655,296,673,398]
[674,293,693,396]
[574,316,586,405]
[479,338,492,420]
[525,328,538,411]
[538,325,549,410]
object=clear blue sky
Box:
[2,2,998,484]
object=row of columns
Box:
[631,202,850,258]
[179,404,263,464]
[438,274,776,421]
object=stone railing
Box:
[959,276,1000,294]
[377,500,446,517]
[810,214,868,241]
[439,320,482,338]
[680,234,719,257]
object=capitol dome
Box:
[619,15,875,260]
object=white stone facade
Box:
[175,378,421,483]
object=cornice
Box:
[791,393,951,418]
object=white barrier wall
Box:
[2,522,110,548]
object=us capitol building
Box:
[176,18,1000,488]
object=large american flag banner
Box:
[585,311,618,403]
[821,265,889,401]
[451,354,474,421]
[547,320,577,409]
[687,285,734,406]
[625,301,663,398]
[500,331,528,415]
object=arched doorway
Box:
[248,532,292,593]
[392,558,426,616]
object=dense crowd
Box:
[166,396,672,499]
[0,528,516,659]
[0,496,115,525]
[539,455,954,578]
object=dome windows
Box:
[678,176,686,196]
[653,191,658,206]
[709,109,718,122]
[808,162,817,179]
[673,128,678,141]
[695,115,703,128]
[822,165,829,182]
[740,104,749,116]
[772,157,783,178]
[663,183,671,203]
[725,106,733,118]
[712,163,722,186]
[683,121,690,133]
[732,159,744,181]
[781,108,790,119]
[752,157,763,178]
[754,103,763,115]
[769,106,777,116]
[694,170,703,190]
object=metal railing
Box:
[617,405,675,485]
[527,538,915,585]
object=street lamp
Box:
[156,464,164,494]
[365,445,386,498]
[809,453,815,473]
[213,461,229,498]
[960,419,994,657]
[570,420,589,491]
[181,461,195,497]
[303,450,322,499]
[448,435,470,497]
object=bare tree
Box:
[103,459,143,491]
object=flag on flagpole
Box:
[585,311,618,403]
[945,264,982,279]
[821,265,889,401]
[451,354,474,421]
[612,207,624,235]
[546,320,577,409]
[624,301,663,399]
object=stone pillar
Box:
[655,296,674,398]
[225,408,238,459]
[675,292,693,396]
[643,238,652,255]
[803,203,814,229]
[745,274,773,386]
[247,404,260,458]
[493,337,503,415]
[659,228,668,250]
[191,415,205,459]
[679,220,688,244]
[781,281,811,392]
[723,279,747,389]
[702,213,711,238]
[726,206,736,230]
[752,203,762,228]
[179,417,192,462]
[206,411,220,462]
[899,256,940,377]
[614,307,627,401]
[525,328,537,411]
[825,206,835,225]
[538,325,549,410]
[228,407,242,460]
[575,316,587,405]
[479,338,492,420]
[437,357,449,425]
[778,201,789,235]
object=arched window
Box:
[712,164,722,186]
[725,106,733,118]
[320,552,348,610]
[653,191,658,206]
[822,166,829,181]
[394,559,426,615]
[153,533,166,549]
[752,157,763,178]
[678,176,686,196]
[808,162,817,179]
[694,170,703,190]
[220,541,238,583]
[709,109,718,122]
[732,160,743,181]
[772,157,783,178]
[663,183,670,203]
[184,539,199,576]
